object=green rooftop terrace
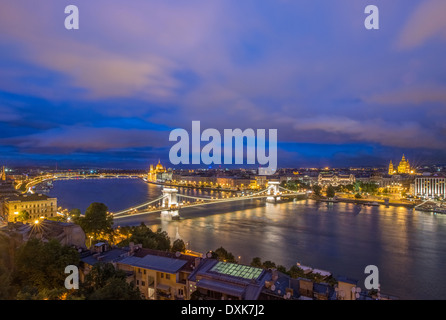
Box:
[210,261,263,280]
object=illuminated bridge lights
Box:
[113,185,305,219]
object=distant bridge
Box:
[19,173,145,193]
[113,181,308,220]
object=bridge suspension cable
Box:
[176,188,270,202]
[113,186,306,218]
[113,195,165,216]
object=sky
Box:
[0,0,445,169]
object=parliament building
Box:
[148,160,173,182]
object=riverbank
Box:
[146,180,241,193]
[314,196,416,208]
[42,178,446,299]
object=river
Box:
[46,178,446,300]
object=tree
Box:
[171,239,186,253]
[355,193,362,199]
[277,265,288,274]
[82,262,142,300]
[0,265,13,299]
[312,184,322,197]
[326,185,336,198]
[359,182,378,194]
[78,202,114,242]
[262,260,276,269]
[13,238,79,298]
[288,265,305,279]
[117,223,171,251]
[69,208,82,223]
[17,210,29,222]
[117,226,132,241]
[250,257,263,268]
[211,247,237,263]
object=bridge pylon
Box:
[161,187,180,220]
[266,180,281,203]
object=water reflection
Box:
[49,178,446,299]
[149,201,446,300]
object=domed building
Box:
[148,160,173,182]
[388,155,414,175]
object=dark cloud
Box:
[0,1,445,167]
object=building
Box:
[388,160,394,175]
[389,154,414,175]
[259,270,300,300]
[397,155,411,174]
[187,259,272,300]
[317,173,355,186]
[117,247,200,300]
[0,183,20,218]
[414,175,446,199]
[148,160,173,182]
[0,166,20,217]
[171,174,256,190]
[335,276,359,300]
[80,242,134,282]
[2,193,57,222]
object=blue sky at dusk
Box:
[0,0,445,169]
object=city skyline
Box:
[1,1,446,169]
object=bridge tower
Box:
[161,187,180,220]
[266,181,281,203]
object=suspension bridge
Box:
[113,181,308,220]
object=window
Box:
[178,289,184,296]
[144,270,146,275]
[166,274,171,280]
[160,273,164,278]
[142,281,145,286]
[136,280,139,285]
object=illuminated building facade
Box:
[389,155,413,175]
[117,248,199,300]
[317,173,355,186]
[3,193,57,222]
[148,160,173,182]
[414,176,446,199]
[388,161,394,175]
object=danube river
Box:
[47,178,446,300]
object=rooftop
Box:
[189,259,269,300]
[133,247,199,272]
[209,261,263,280]
[119,254,187,274]
[81,247,129,265]
[5,193,55,202]
[337,276,358,286]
